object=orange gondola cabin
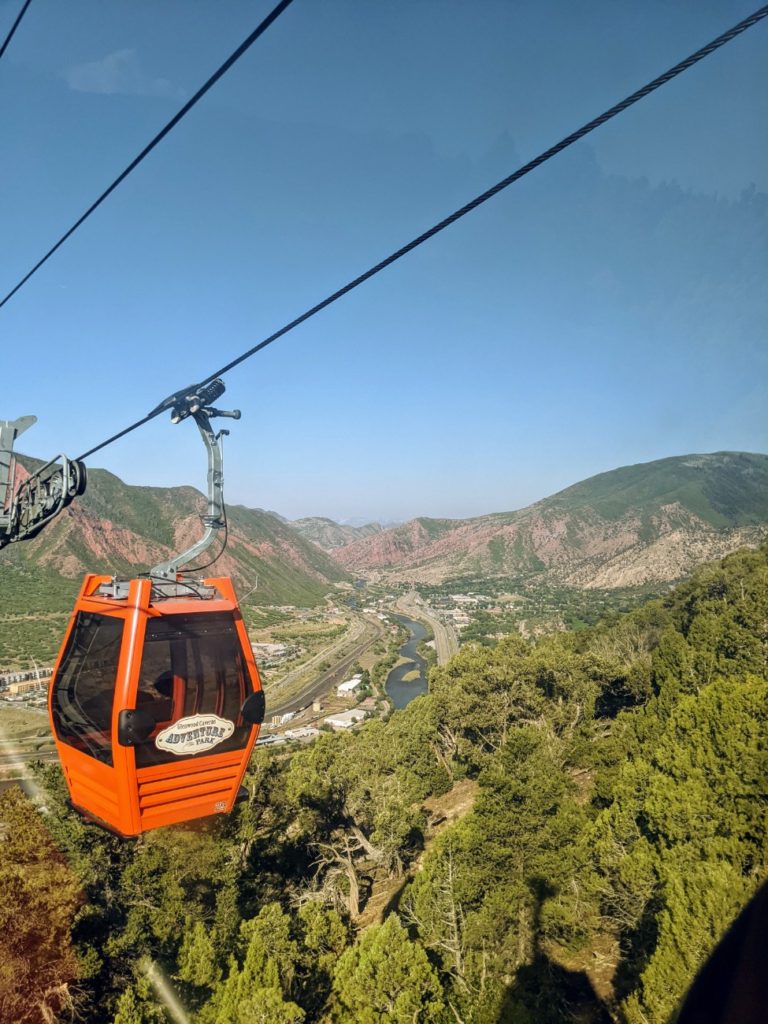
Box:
[49,572,265,836]
[43,379,266,836]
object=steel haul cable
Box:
[198,3,768,387]
[0,0,295,310]
[62,3,768,463]
[0,0,33,62]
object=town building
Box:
[336,674,363,697]
[9,679,46,696]
[0,667,53,691]
[251,642,299,667]
[324,709,366,730]
[271,711,296,726]
[284,727,320,740]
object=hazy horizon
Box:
[16,444,768,526]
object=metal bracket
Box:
[150,379,240,580]
[1,416,36,537]
[0,416,86,550]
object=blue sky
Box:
[2,0,766,522]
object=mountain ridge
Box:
[329,452,768,587]
[5,451,766,604]
[3,458,348,608]
[289,516,383,551]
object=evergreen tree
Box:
[296,901,349,1013]
[332,914,444,1023]
[238,902,300,996]
[112,827,231,962]
[200,904,303,1024]
[235,988,306,1024]
[0,787,81,1024]
[112,977,167,1024]
[178,917,220,989]
[619,673,768,1020]
[112,985,143,1024]
[623,861,753,1024]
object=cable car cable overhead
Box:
[198,6,768,392]
[65,2,768,470]
[0,0,296,311]
[0,0,33,62]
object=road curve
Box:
[395,592,458,665]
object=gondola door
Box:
[49,575,146,835]
[123,577,263,833]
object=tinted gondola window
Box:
[134,612,254,768]
[51,612,124,765]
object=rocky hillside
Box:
[290,517,383,550]
[332,452,768,587]
[2,459,348,608]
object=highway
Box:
[395,592,459,665]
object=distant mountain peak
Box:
[290,517,384,551]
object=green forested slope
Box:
[5,543,767,1023]
[545,450,768,526]
[0,460,347,665]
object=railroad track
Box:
[268,615,386,717]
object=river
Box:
[385,614,429,709]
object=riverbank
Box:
[394,592,459,664]
[385,615,429,709]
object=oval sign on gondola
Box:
[155,714,235,755]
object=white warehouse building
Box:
[337,674,363,697]
[324,709,366,730]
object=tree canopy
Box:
[7,541,767,1022]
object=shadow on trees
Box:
[497,879,613,1024]
[610,895,661,1005]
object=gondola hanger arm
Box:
[150,379,240,581]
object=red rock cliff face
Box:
[335,519,450,569]
[2,463,346,605]
[330,465,768,590]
